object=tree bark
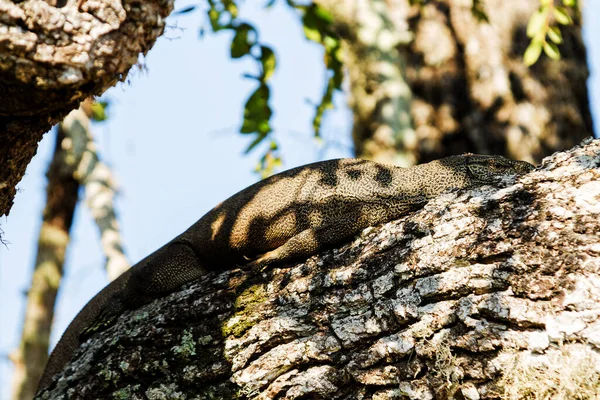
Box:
[0,0,173,218]
[36,138,600,399]
[320,0,594,165]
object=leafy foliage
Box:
[175,0,280,175]
[524,0,579,66]
[289,2,344,137]
[173,0,345,176]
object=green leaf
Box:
[204,2,276,156]
[294,3,344,137]
[208,6,223,32]
[260,46,276,80]
[241,85,272,135]
[90,101,108,122]
[323,35,338,52]
[245,133,267,153]
[547,26,563,44]
[553,6,572,25]
[258,119,271,134]
[303,25,321,42]
[313,5,333,24]
[543,41,560,60]
[562,0,576,7]
[302,10,323,44]
[524,39,543,66]
[231,23,255,59]
[312,75,335,137]
[527,9,548,38]
[223,0,238,18]
[301,4,333,43]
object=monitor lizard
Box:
[37,154,534,392]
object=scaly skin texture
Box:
[37,154,534,392]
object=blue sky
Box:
[1,2,599,397]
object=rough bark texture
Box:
[36,138,600,399]
[321,0,594,166]
[0,0,173,218]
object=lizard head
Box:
[465,154,535,184]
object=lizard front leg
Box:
[243,200,423,271]
[243,212,375,270]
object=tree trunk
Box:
[36,138,600,399]
[11,122,81,400]
[0,0,173,218]
[321,0,594,165]
[315,0,417,167]
[12,103,129,399]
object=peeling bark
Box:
[0,0,173,217]
[36,138,600,399]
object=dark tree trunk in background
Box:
[405,0,593,163]
[318,0,594,165]
[11,124,81,400]
[11,102,129,399]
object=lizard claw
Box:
[239,255,274,274]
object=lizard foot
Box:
[239,251,280,274]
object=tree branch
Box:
[0,0,173,217]
[37,138,600,399]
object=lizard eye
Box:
[466,156,507,182]
[490,159,509,170]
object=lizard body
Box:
[37,154,534,392]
